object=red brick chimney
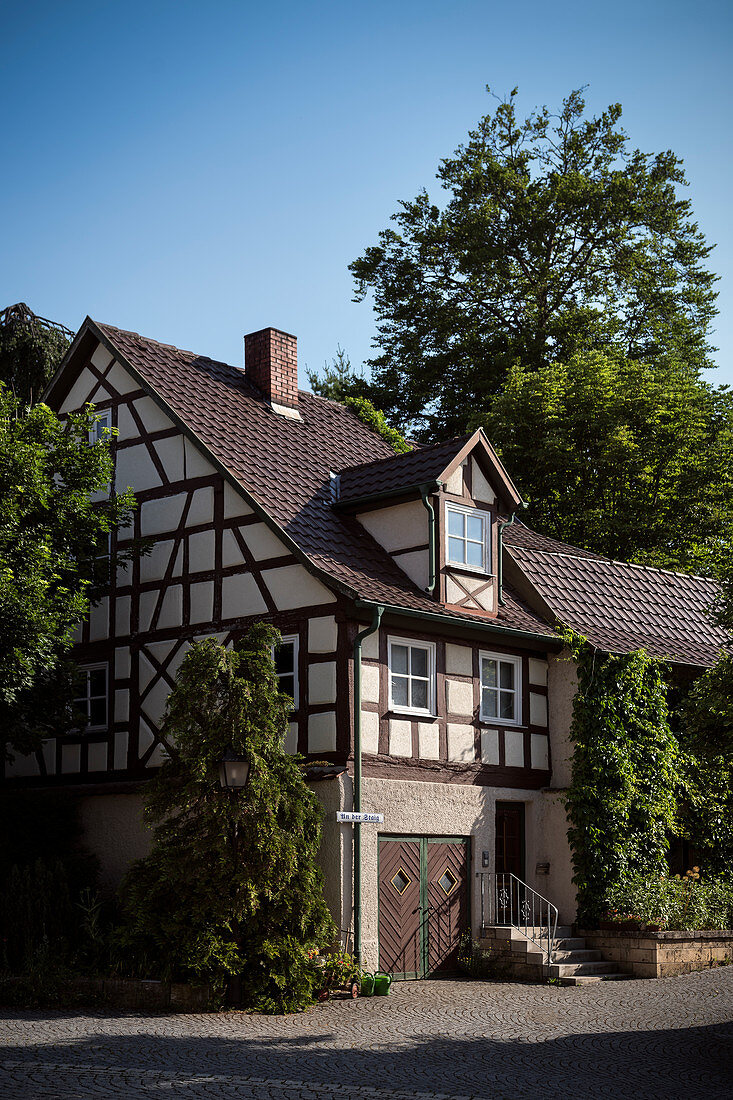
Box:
[244,327,299,415]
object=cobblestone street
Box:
[2,970,732,1099]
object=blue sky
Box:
[2,0,732,389]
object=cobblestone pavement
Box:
[1,970,732,1100]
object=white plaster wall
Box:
[77,793,152,894]
[134,396,174,434]
[394,550,429,591]
[308,711,337,752]
[263,565,335,610]
[59,367,96,413]
[224,483,253,519]
[446,644,472,676]
[471,458,496,504]
[548,649,577,790]
[243,523,288,561]
[351,778,546,970]
[310,773,351,936]
[106,361,137,395]
[356,500,426,553]
[140,493,186,537]
[536,792,576,923]
[308,615,338,653]
[308,662,337,705]
[221,573,268,618]
[115,444,161,494]
[154,435,185,482]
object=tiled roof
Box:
[93,322,556,640]
[502,520,605,559]
[508,543,726,667]
[337,436,471,503]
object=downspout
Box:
[353,603,384,965]
[497,511,519,607]
[419,481,442,595]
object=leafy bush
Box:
[115,627,335,1013]
[563,634,680,925]
[604,871,733,931]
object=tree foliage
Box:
[0,303,72,407]
[0,389,135,757]
[350,88,718,439]
[484,352,733,570]
[115,629,335,1013]
[563,633,680,925]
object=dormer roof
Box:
[336,429,522,511]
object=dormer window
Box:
[446,503,490,573]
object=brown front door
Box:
[377,838,422,978]
[495,803,525,925]
[378,836,469,978]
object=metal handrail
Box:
[477,871,558,969]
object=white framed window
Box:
[479,652,522,726]
[388,636,436,716]
[446,502,490,573]
[73,664,108,731]
[89,410,111,444]
[273,635,299,710]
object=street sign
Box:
[336,811,384,824]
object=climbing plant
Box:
[563,631,680,924]
[344,396,411,454]
[115,627,335,1012]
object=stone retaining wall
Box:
[70,977,215,1011]
[579,929,733,978]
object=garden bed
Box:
[579,928,733,978]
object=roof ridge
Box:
[512,542,719,585]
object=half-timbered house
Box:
[3,318,726,976]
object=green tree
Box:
[351,88,718,439]
[307,345,362,404]
[115,630,335,1013]
[0,303,72,407]
[484,351,733,571]
[0,388,135,757]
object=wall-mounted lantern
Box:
[218,748,251,790]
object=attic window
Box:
[446,503,490,573]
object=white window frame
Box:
[387,636,436,717]
[73,663,109,732]
[272,634,299,710]
[479,651,522,727]
[445,501,491,575]
[88,410,111,445]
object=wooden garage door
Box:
[426,840,469,973]
[378,836,469,978]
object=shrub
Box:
[115,627,335,1013]
[604,871,733,931]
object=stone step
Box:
[548,960,620,978]
[559,973,629,986]
[554,938,586,952]
[551,949,602,964]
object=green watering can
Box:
[360,972,375,996]
[373,972,392,996]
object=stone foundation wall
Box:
[580,929,733,978]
